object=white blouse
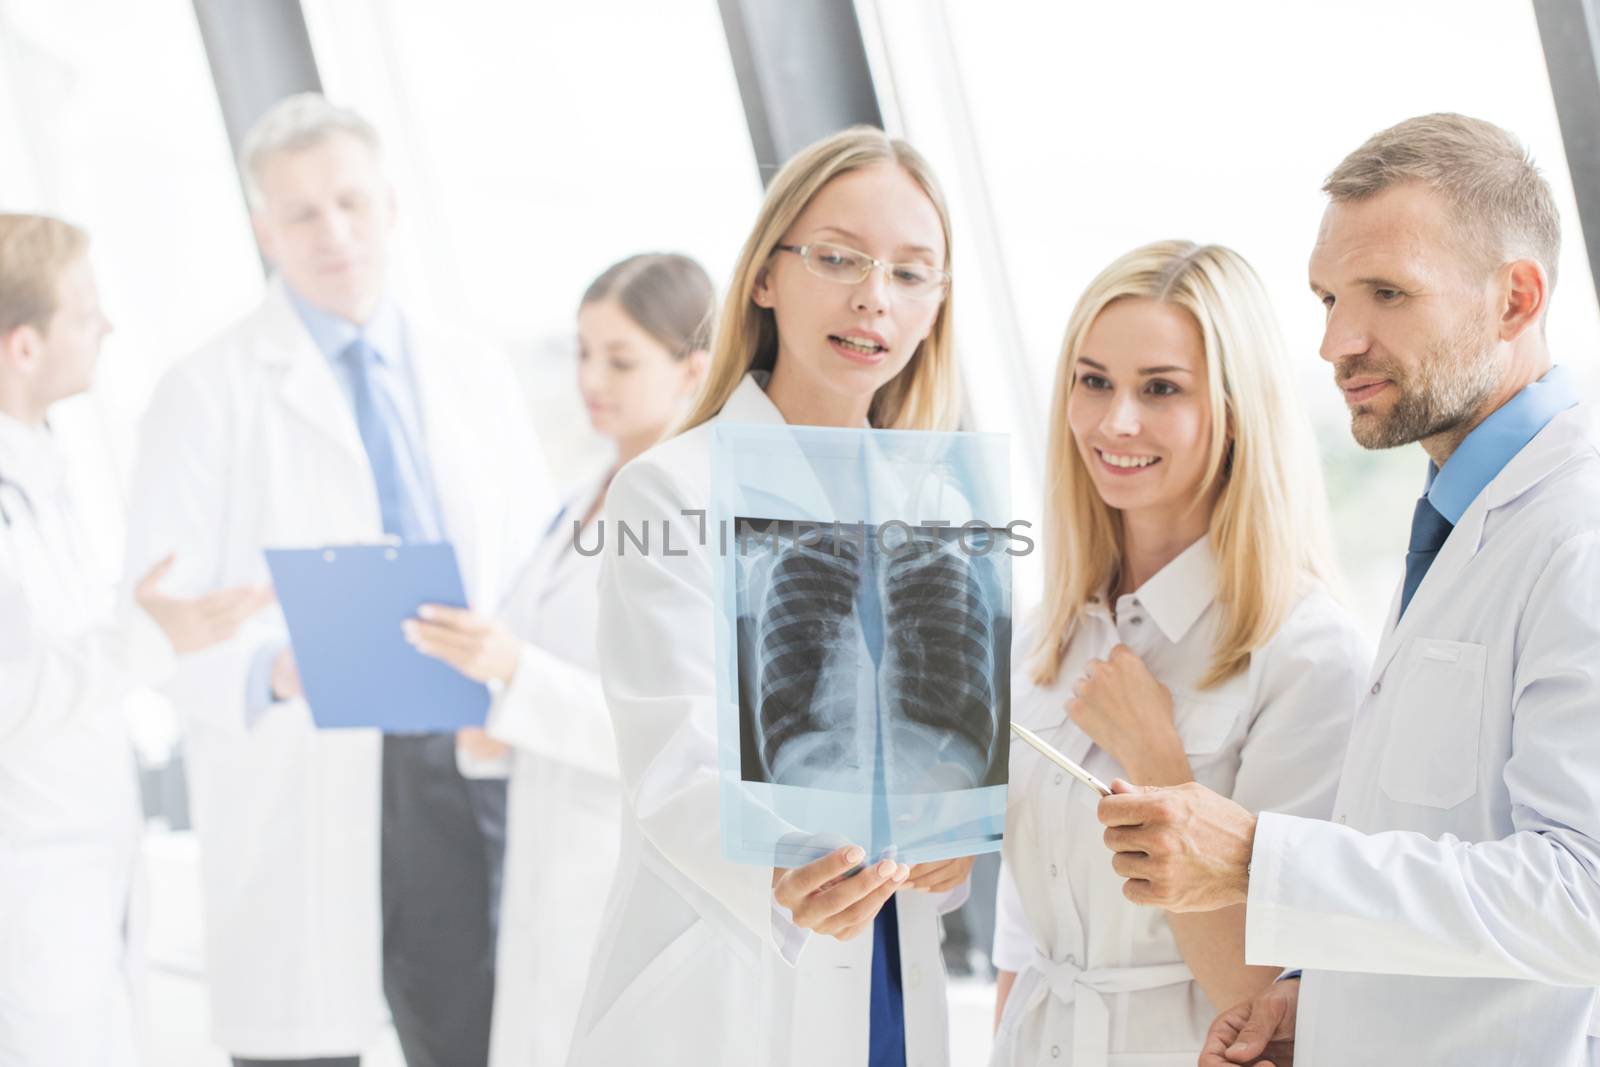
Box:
[484,471,621,1067]
[991,538,1369,1067]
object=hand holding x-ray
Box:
[904,855,976,892]
[772,845,910,941]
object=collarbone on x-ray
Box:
[736,519,1006,795]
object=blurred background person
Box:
[404,251,713,1066]
[988,241,1368,1065]
[0,213,271,1067]
[122,95,554,1067]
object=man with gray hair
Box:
[125,93,553,1066]
[1092,113,1600,1065]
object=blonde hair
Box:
[0,213,90,336]
[680,126,960,433]
[1030,240,1337,689]
[1325,112,1561,294]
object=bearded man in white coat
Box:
[1096,113,1600,1066]
[123,95,551,1067]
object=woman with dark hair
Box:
[405,252,712,1066]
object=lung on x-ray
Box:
[734,519,1010,795]
[711,421,1012,867]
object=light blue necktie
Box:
[340,336,435,543]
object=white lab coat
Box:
[485,472,620,1067]
[990,539,1368,1067]
[0,414,174,1067]
[122,277,552,1058]
[573,374,966,1067]
[1245,402,1600,1065]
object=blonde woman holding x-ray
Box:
[989,242,1368,1066]
[573,127,976,1067]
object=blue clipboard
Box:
[264,542,490,732]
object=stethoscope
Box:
[0,464,91,625]
[0,416,55,529]
[0,469,33,529]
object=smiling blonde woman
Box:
[991,240,1370,1066]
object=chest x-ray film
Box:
[711,423,1013,867]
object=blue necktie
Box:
[341,337,435,543]
[1399,495,1452,619]
[867,894,905,1066]
[858,536,904,1067]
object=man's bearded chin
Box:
[1349,313,1500,450]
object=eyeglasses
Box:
[774,242,950,303]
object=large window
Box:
[0,0,262,752]
[0,0,260,559]
[880,0,1600,630]
[301,0,764,477]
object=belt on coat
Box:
[1018,951,1195,1067]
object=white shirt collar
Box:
[719,370,789,426]
[1117,535,1218,644]
[281,278,407,368]
[720,369,875,430]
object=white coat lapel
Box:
[715,376,971,527]
[538,472,608,582]
[714,376,836,522]
[1369,496,1487,679]
[257,281,369,471]
[407,320,486,603]
[1369,406,1591,678]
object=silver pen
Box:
[1008,720,1113,797]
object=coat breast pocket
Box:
[1379,638,1487,809]
[1174,697,1239,756]
[1171,692,1244,791]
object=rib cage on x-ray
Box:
[880,535,998,788]
[751,525,1000,793]
[755,529,864,781]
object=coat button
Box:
[1051,1045,1061,1058]
[1050,864,1059,877]
[1337,813,1348,824]
[1055,772,1064,786]
[1129,616,1144,626]
[1371,682,1381,695]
